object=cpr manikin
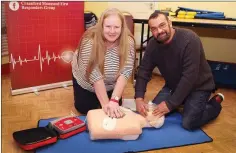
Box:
[87,101,165,140]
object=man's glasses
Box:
[150,22,168,32]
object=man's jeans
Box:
[152,86,222,130]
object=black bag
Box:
[208,60,236,89]
[84,11,98,30]
[13,127,58,151]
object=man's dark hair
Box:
[148,11,169,21]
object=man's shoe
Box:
[209,93,224,104]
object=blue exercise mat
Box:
[35,112,212,153]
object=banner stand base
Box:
[32,88,40,96]
[11,80,73,96]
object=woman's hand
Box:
[103,102,125,118]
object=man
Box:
[134,11,224,130]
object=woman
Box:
[72,8,135,118]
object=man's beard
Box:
[154,26,171,44]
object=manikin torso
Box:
[87,105,165,140]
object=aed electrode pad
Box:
[102,117,117,131]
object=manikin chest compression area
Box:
[87,102,165,140]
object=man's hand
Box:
[135,98,148,117]
[152,101,170,117]
[103,102,124,118]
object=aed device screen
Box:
[64,120,73,125]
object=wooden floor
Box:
[2,74,236,153]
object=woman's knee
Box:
[74,97,100,115]
[74,104,89,115]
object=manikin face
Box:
[148,14,172,43]
[103,14,122,43]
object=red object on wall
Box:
[5,2,84,91]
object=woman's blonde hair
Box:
[77,8,135,80]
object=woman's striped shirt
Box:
[72,37,135,92]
